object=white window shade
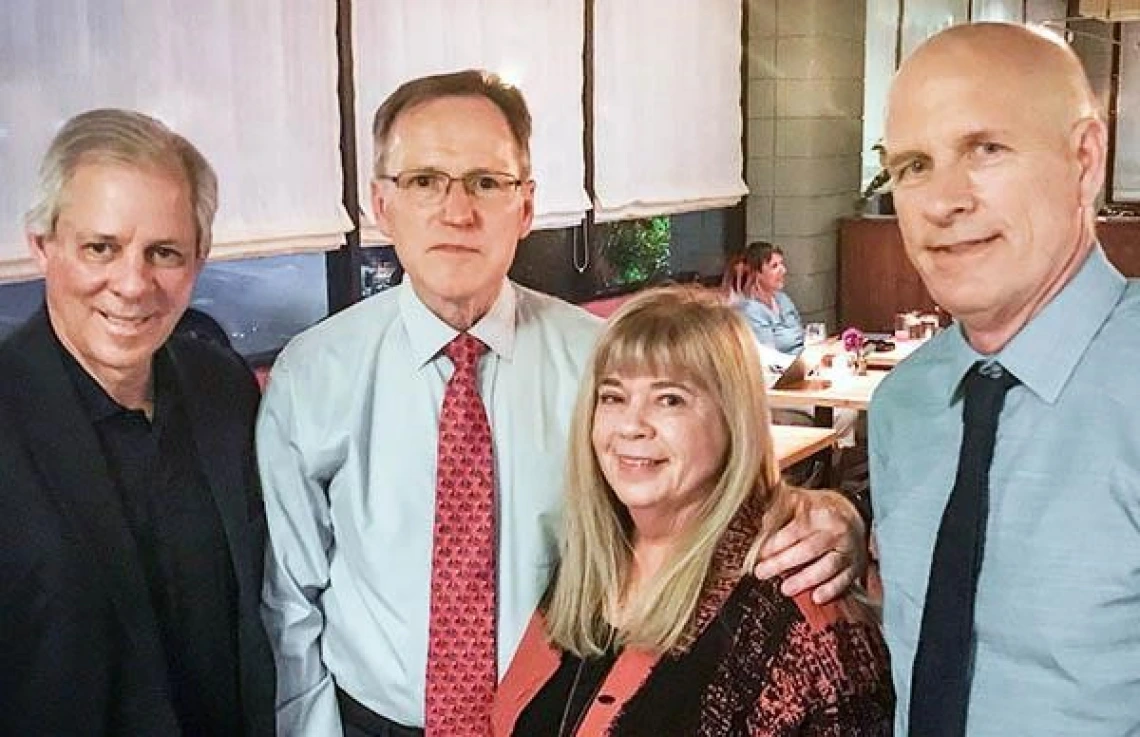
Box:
[863,0,902,187]
[1025,0,1069,23]
[592,0,746,223]
[1113,22,1140,200]
[353,0,588,244]
[970,0,1024,21]
[901,0,968,59]
[0,0,350,282]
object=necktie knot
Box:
[963,361,1020,428]
[444,332,488,374]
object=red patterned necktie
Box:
[425,332,496,736]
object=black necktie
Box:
[908,361,1020,737]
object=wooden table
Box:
[768,370,887,411]
[771,424,841,470]
[865,339,923,369]
[767,370,888,425]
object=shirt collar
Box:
[999,245,1125,403]
[58,340,124,422]
[50,319,177,425]
[925,323,979,407]
[398,278,517,369]
[934,245,1125,406]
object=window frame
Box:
[1105,18,1140,209]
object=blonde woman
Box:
[492,287,892,736]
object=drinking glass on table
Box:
[804,322,827,346]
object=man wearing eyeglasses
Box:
[257,69,867,737]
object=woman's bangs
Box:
[595,312,713,388]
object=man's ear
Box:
[26,232,50,274]
[371,178,394,239]
[1072,116,1107,209]
[517,179,536,240]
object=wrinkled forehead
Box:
[384,95,525,171]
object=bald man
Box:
[869,23,1140,737]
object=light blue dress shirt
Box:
[870,246,1140,736]
[257,281,601,735]
[738,291,804,354]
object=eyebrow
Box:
[650,380,693,392]
[74,230,188,250]
[401,166,510,176]
[883,148,923,171]
[959,128,1009,149]
[884,127,1012,170]
[74,230,123,243]
[598,376,694,392]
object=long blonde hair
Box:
[545,286,794,657]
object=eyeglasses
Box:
[380,169,525,206]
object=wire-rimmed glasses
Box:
[379,169,525,206]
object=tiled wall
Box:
[744,0,867,328]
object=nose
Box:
[109,250,154,301]
[613,397,653,439]
[919,160,977,225]
[439,177,477,226]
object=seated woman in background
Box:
[732,241,804,356]
[491,288,893,737]
[726,242,859,459]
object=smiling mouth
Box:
[617,455,665,469]
[931,234,1000,252]
[99,311,154,330]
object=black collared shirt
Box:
[58,340,243,737]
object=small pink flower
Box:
[841,327,864,353]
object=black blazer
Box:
[0,311,275,736]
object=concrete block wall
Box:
[744,0,867,328]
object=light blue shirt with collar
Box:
[738,291,804,355]
[258,280,602,735]
[870,246,1140,736]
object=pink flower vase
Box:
[841,327,867,374]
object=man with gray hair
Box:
[0,108,274,735]
[258,69,867,737]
